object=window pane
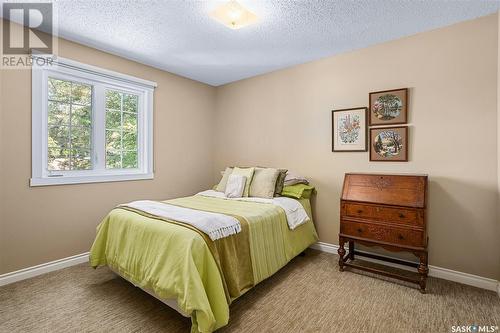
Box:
[122,112,137,132]
[48,125,69,148]
[47,77,93,171]
[105,89,139,170]
[123,94,138,113]
[106,151,121,169]
[72,105,91,127]
[106,130,121,151]
[48,101,70,126]
[71,83,92,105]
[122,151,137,169]
[48,147,70,171]
[122,131,137,150]
[105,110,121,130]
[71,127,91,149]
[106,90,121,110]
[71,149,91,170]
[48,78,71,102]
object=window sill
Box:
[30,172,154,187]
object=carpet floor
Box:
[1,250,499,333]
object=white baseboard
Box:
[1,246,498,299]
[0,252,89,287]
[310,241,500,294]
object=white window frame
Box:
[31,56,156,186]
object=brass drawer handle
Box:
[357,210,363,214]
[357,228,363,233]
[399,213,405,218]
[398,234,404,240]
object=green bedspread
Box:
[90,195,318,333]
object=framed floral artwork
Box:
[332,107,367,152]
[370,126,408,161]
[369,88,408,126]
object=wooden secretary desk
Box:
[338,173,429,293]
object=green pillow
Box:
[281,184,315,199]
[274,169,288,196]
[232,167,255,197]
[216,167,233,192]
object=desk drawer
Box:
[340,220,424,247]
[344,203,422,226]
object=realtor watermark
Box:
[1,2,57,69]
[451,325,499,333]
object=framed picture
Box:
[369,88,408,126]
[332,107,367,152]
[370,126,408,162]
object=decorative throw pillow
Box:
[284,172,309,186]
[225,174,246,198]
[231,167,255,197]
[281,184,315,199]
[216,167,234,192]
[274,169,288,196]
[249,167,280,199]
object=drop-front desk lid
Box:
[341,173,428,208]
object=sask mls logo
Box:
[451,325,499,333]
[2,2,56,68]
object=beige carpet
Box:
[1,250,499,333]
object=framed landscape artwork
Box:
[370,126,408,161]
[369,88,408,126]
[332,107,367,152]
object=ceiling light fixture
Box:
[210,0,258,30]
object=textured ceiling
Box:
[8,0,500,86]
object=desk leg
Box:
[417,251,428,293]
[348,241,355,260]
[338,237,346,271]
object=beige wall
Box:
[1,15,499,280]
[214,14,500,279]
[0,33,217,274]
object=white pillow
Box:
[225,174,246,198]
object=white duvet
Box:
[196,190,310,230]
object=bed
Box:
[90,190,318,333]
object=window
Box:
[31,56,156,186]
